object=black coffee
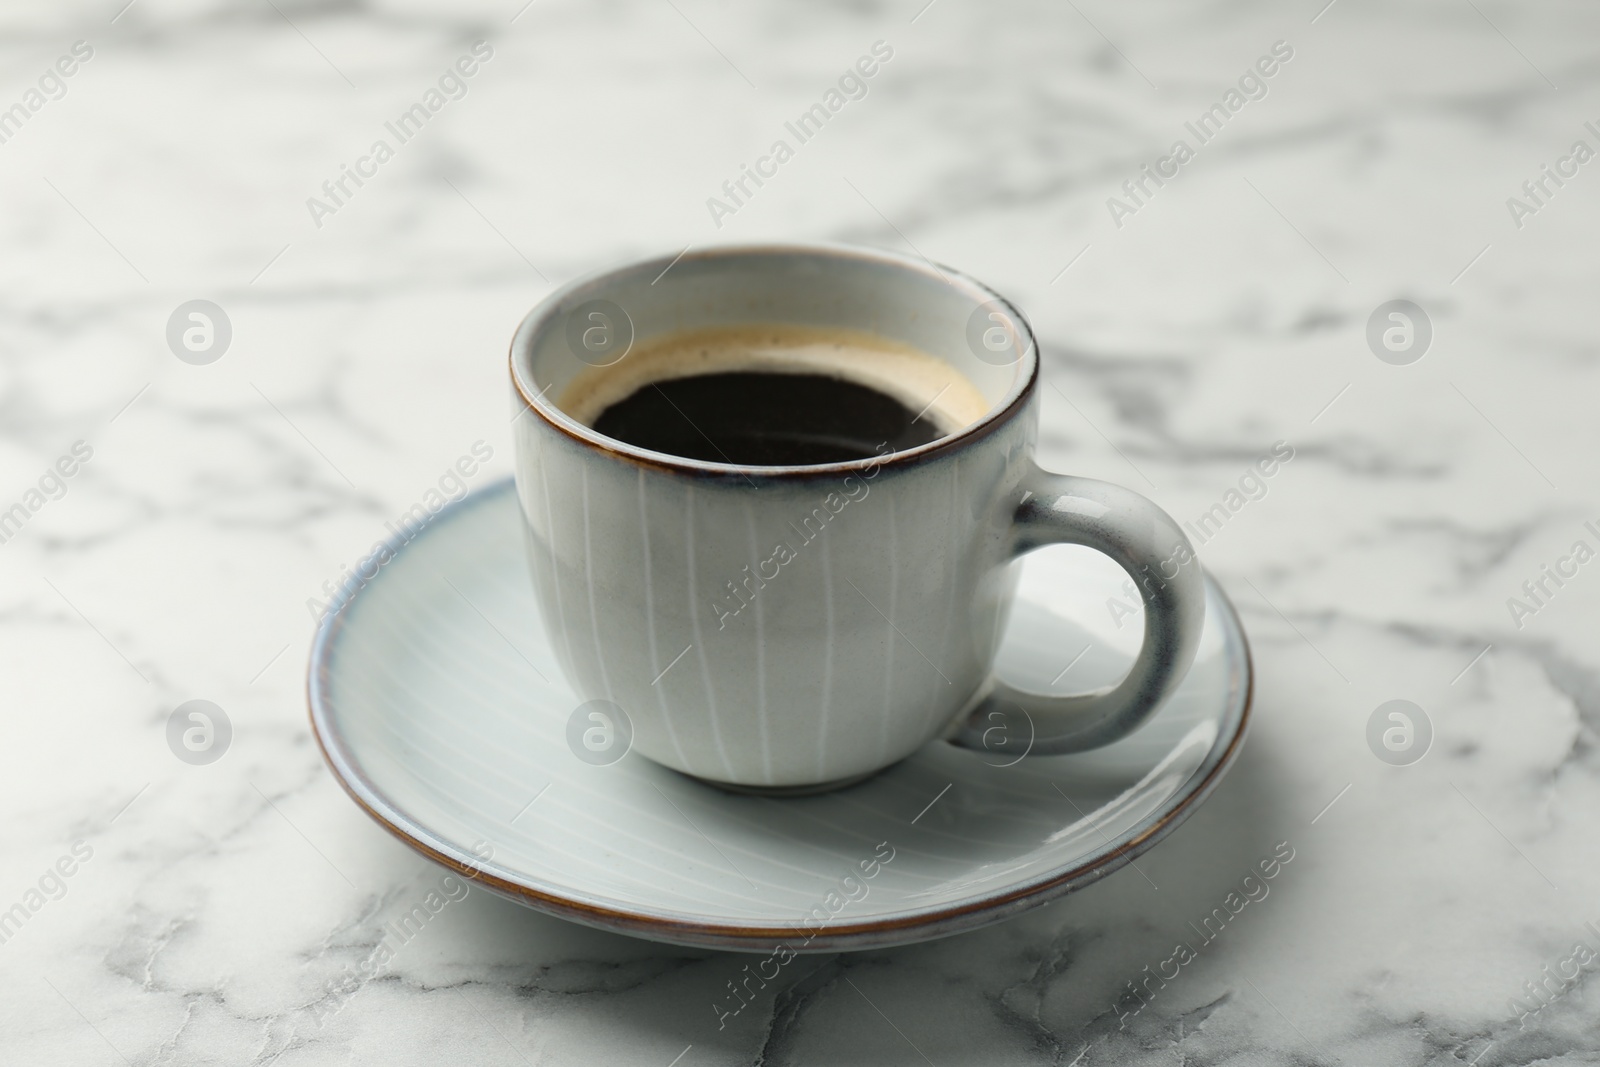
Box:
[592,371,942,465]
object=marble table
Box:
[2,0,1597,1063]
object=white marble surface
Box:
[2,0,1598,1063]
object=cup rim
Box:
[508,241,1038,479]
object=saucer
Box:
[308,478,1252,952]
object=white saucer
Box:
[309,478,1252,952]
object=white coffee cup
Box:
[510,243,1204,791]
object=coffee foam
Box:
[558,324,991,437]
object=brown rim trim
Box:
[304,488,1254,951]
[506,242,1040,482]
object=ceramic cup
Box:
[509,243,1205,791]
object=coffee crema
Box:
[559,324,989,466]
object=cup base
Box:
[688,767,884,797]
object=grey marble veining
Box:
[2,0,1598,1063]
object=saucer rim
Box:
[307,479,1253,952]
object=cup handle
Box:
[947,462,1207,756]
